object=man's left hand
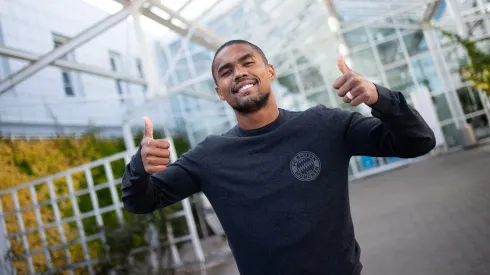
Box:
[333,55,379,106]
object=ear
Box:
[215,86,225,101]
[267,64,276,81]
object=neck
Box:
[234,94,279,130]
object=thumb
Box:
[337,54,350,75]
[143,116,153,139]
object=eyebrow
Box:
[217,53,255,74]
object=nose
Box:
[234,67,248,81]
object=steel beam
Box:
[140,9,219,50]
[176,0,194,13]
[0,46,147,85]
[113,0,222,50]
[149,0,223,45]
[422,0,442,22]
[366,22,423,30]
[0,0,150,95]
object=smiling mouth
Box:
[236,83,256,94]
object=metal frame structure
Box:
[0,138,205,274]
[1,0,490,274]
[0,1,227,273]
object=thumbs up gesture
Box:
[141,116,170,174]
[333,55,379,106]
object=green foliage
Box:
[429,24,490,96]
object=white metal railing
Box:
[0,138,205,275]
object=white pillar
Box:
[132,10,162,100]
[423,29,466,128]
[122,121,136,151]
[132,11,172,140]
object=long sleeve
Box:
[341,84,436,158]
[121,145,203,214]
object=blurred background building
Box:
[1,0,489,170]
[0,0,489,274]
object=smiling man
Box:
[122,40,436,275]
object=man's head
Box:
[212,40,276,114]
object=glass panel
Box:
[377,38,404,65]
[272,53,293,73]
[109,57,117,71]
[403,30,428,57]
[441,123,459,147]
[356,156,384,171]
[385,64,414,95]
[343,28,369,48]
[64,86,74,97]
[62,71,74,96]
[169,40,182,54]
[193,128,208,144]
[277,73,299,93]
[467,114,490,139]
[475,36,490,52]
[307,91,330,107]
[431,93,453,121]
[292,50,310,67]
[443,47,468,87]
[350,48,380,78]
[369,27,396,43]
[192,52,212,75]
[412,55,444,94]
[457,86,484,114]
[194,79,216,95]
[175,67,192,83]
[299,67,324,90]
[392,15,419,25]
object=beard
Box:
[230,90,270,114]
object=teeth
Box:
[238,84,254,92]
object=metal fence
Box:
[0,138,204,274]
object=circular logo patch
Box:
[290,151,321,181]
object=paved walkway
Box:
[210,145,490,275]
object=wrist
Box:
[366,83,379,106]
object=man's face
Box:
[213,44,275,114]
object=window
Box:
[135,58,147,94]
[135,58,144,78]
[109,51,124,103]
[53,33,77,97]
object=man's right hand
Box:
[141,116,171,174]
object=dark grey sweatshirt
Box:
[121,85,436,275]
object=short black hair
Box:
[211,40,268,84]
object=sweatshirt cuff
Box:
[368,84,396,114]
[122,145,151,192]
[131,145,150,176]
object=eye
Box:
[221,70,231,77]
[244,61,254,66]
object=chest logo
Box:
[290,151,321,181]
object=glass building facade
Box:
[153,0,490,178]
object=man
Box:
[122,40,436,275]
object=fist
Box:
[333,55,378,106]
[141,116,171,174]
